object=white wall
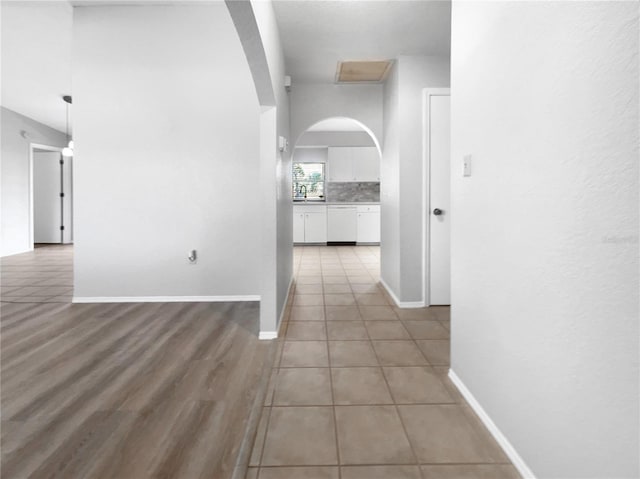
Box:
[450,2,639,478]
[72,5,262,299]
[297,131,375,148]
[293,148,327,163]
[0,107,67,256]
[250,0,292,334]
[290,83,383,148]
[380,56,450,304]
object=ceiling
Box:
[272,0,451,84]
[1,2,73,133]
[0,1,451,132]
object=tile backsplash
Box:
[326,182,380,202]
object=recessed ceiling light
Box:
[335,60,393,83]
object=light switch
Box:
[463,154,472,177]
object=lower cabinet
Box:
[293,205,327,243]
[293,204,380,244]
[356,205,381,243]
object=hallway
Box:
[246,246,520,479]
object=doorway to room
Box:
[30,144,73,247]
[292,116,382,247]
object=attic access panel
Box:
[336,60,393,83]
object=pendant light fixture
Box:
[62,95,73,157]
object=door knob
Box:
[433,208,443,216]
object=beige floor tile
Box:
[354,293,389,306]
[341,465,422,479]
[296,276,323,285]
[349,283,382,294]
[432,367,465,403]
[402,321,449,340]
[325,306,361,321]
[245,467,258,479]
[295,283,323,295]
[421,464,521,479]
[260,466,340,479]
[323,283,352,294]
[415,340,450,365]
[383,367,454,404]
[429,306,450,321]
[364,321,411,340]
[249,407,270,466]
[294,295,325,306]
[264,369,278,405]
[324,294,356,306]
[393,308,434,321]
[261,407,338,466]
[348,276,375,284]
[323,276,349,284]
[281,341,329,367]
[372,340,429,366]
[334,406,415,465]
[290,306,325,321]
[398,405,508,464]
[358,305,398,320]
[329,341,379,367]
[286,322,327,340]
[326,321,369,340]
[331,368,393,405]
[272,368,333,406]
[259,466,339,479]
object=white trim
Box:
[29,143,64,248]
[448,369,536,479]
[258,331,278,340]
[379,277,425,309]
[72,295,260,303]
[421,88,451,307]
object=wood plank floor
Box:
[1,246,273,479]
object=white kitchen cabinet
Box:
[327,148,353,181]
[352,147,380,181]
[293,205,327,243]
[328,147,379,182]
[293,211,305,243]
[356,205,381,243]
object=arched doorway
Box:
[291,116,382,246]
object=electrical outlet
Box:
[188,250,197,264]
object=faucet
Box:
[300,185,307,200]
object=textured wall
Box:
[450,2,639,477]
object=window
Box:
[293,163,325,200]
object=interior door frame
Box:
[422,88,451,306]
[29,143,64,249]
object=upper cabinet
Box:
[327,147,380,182]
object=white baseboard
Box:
[448,369,536,479]
[379,277,425,308]
[258,331,278,340]
[72,295,260,303]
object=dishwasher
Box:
[327,205,357,244]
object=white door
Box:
[429,93,451,305]
[33,151,62,244]
[356,212,380,243]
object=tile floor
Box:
[246,246,521,479]
[0,244,74,303]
